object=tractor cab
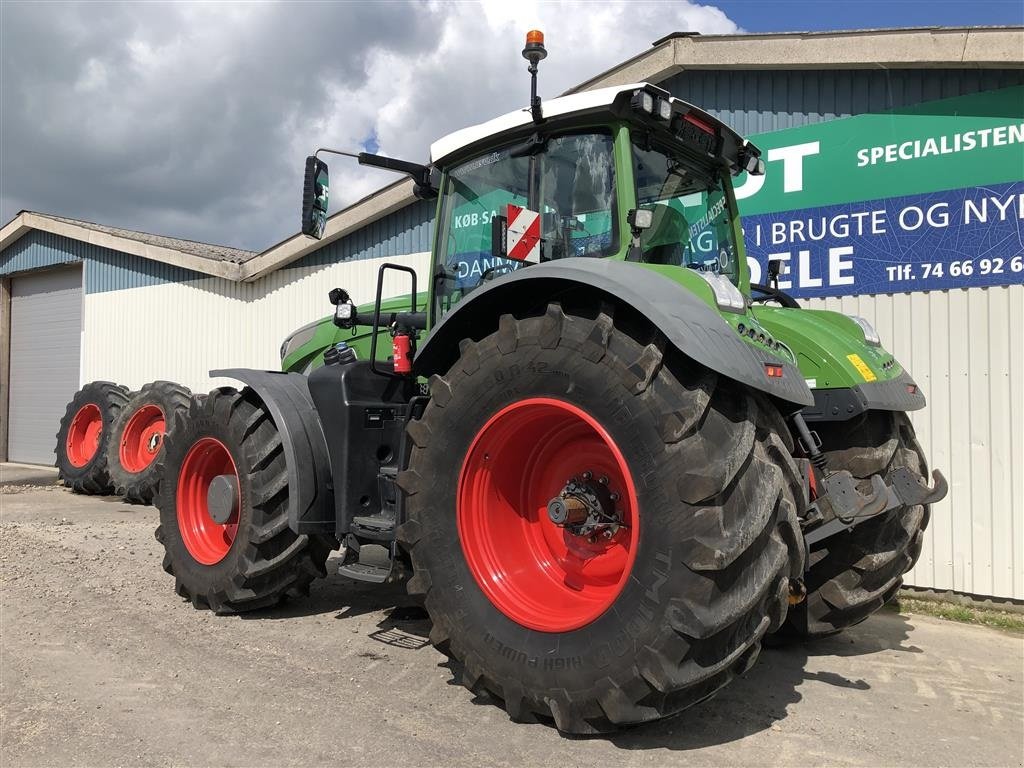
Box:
[425,77,764,321]
[299,30,764,343]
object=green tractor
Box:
[155,32,945,734]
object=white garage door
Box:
[8,266,83,464]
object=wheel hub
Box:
[207,474,239,524]
[546,472,624,541]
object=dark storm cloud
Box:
[1,1,438,250]
[0,1,737,252]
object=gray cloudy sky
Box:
[0,1,738,252]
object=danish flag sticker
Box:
[505,204,541,263]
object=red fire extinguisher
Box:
[392,332,413,375]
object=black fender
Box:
[211,369,335,535]
[415,259,814,408]
[803,371,927,422]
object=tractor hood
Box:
[281,293,429,374]
[751,304,926,419]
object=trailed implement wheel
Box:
[107,380,193,504]
[55,381,131,494]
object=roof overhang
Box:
[239,177,417,282]
[568,26,1024,93]
[0,211,241,280]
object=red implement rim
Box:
[176,437,239,565]
[119,404,166,473]
[66,403,103,468]
[457,398,640,632]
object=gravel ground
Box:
[2,463,1022,768]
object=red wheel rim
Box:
[457,398,640,632]
[119,404,166,473]
[176,437,240,565]
[66,403,103,468]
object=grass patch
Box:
[889,597,1024,633]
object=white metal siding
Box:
[804,285,1023,600]
[81,252,431,394]
[8,266,83,464]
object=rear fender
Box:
[415,259,813,408]
[211,369,335,535]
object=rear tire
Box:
[107,381,193,505]
[55,381,130,494]
[782,411,929,638]
[154,387,334,613]
[399,304,805,734]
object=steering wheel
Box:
[478,262,519,284]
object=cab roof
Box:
[429,82,751,167]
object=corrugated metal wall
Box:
[803,286,1023,600]
[659,68,1024,600]
[80,251,432,394]
[0,229,84,275]
[661,68,1024,135]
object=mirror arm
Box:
[314,147,432,188]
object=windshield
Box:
[632,140,741,285]
[434,131,617,311]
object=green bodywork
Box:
[283,112,906,399]
[753,306,902,389]
[280,293,427,374]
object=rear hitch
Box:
[802,468,948,548]
[889,467,948,508]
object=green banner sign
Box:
[735,86,1024,215]
[735,85,1024,297]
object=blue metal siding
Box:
[86,251,205,293]
[661,68,1024,136]
[0,229,82,275]
[293,198,434,270]
[2,199,436,293]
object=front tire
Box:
[154,387,334,613]
[782,411,930,638]
[399,304,805,734]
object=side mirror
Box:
[767,258,783,289]
[302,156,330,239]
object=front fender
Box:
[211,368,335,535]
[415,259,813,408]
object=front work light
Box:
[849,315,881,345]
[656,98,672,121]
[698,271,745,312]
[627,208,654,230]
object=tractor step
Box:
[337,537,404,584]
[338,560,394,583]
[350,514,396,541]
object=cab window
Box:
[434,131,618,314]
[632,141,740,285]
